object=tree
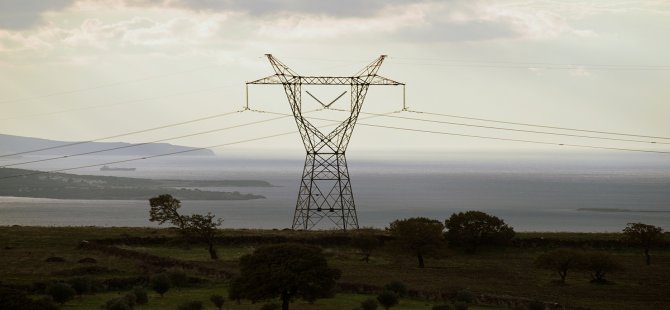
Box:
[183,213,223,259]
[230,243,341,310]
[534,249,583,283]
[623,222,664,265]
[351,234,380,263]
[377,291,399,310]
[210,294,225,310]
[149,194,187,228]
[46,282,76,305]
[579,251,621,283]
[150,273,172,297]
[444,211,515,253]
[149,194,223,259]
[388,217,444,268]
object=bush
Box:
[383,282,407,298]
[210,294,225,310]
[177,300,203,310]
[46,282,76,305]
[360,298,378,310]
[132,286,149,305]
[150,273,172,297]
[432,304,454,310]
[377,291,399,310]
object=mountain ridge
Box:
[0,133,215,156]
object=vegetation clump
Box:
[444,211,515,253]
[149,194,223,259]
[46,282,76,305]
[150,273,172,297]
[377,290,399,309]
[388,217,444,268]
[210,294,225,310]
[230,243,341,310]
[535,248,583,283]
[623,222,664,265]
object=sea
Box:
[1,152,668,232]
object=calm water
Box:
[1,153,669,231]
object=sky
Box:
[1,0,669,157]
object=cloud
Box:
[0,0,75,30]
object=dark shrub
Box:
[383,282,407,298]
[377,291,399,310]
[210,294,225,310]
[527,300,546,310]
[46,282,76,305]
[77,257,97,264]
[150,273,171,297]
[432,305,454,310]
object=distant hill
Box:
[0,134,215,156]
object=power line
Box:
[0,110,244,158]
[357,123,670,154]
[390,57,670,70]
[328,108,669,145]
[2,107,667,180]
[0,113,291,168]
[248,109,670,155]
[0,109,392,179]
[0,130,298,180]
[406,109,670,140]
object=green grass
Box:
[2,226,669,310]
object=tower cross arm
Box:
[247,75,404,86]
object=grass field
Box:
[1,226,668,310]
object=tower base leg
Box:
[292,152,359,230]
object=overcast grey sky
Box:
[1,0,669,156]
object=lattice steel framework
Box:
[247,54,403,230]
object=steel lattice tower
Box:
[247,55,403,230]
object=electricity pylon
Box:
[247,55,403,230]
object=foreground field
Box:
[0,226,668,309]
